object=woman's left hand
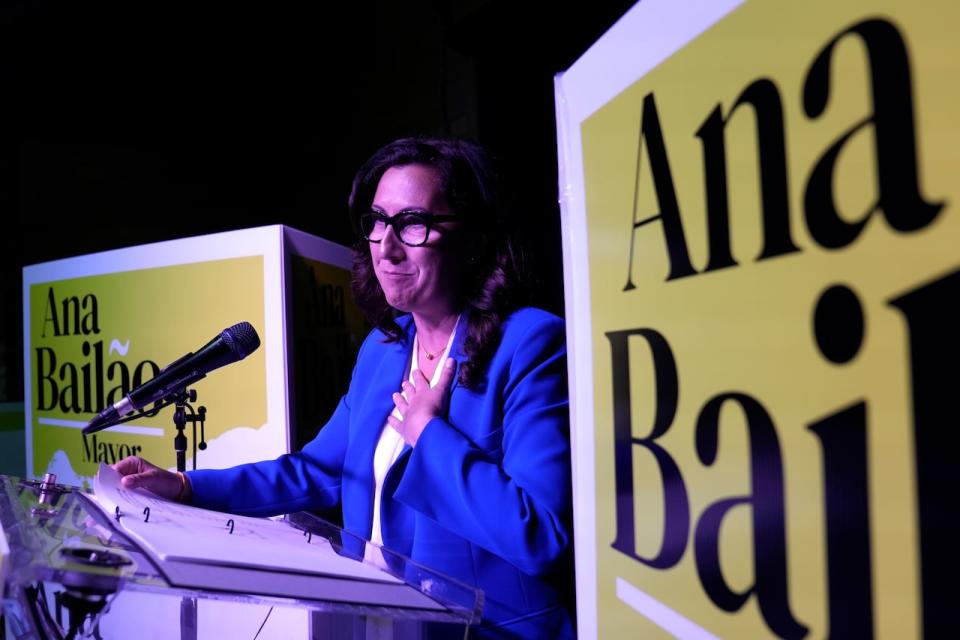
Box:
[388,357,456,446]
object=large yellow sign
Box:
[28,257,267,482]
[578,1,957,637]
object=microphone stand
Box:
[169,387,207,640]
[83,386,210,639]
[170,388,207,472]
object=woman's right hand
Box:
[111,456,190,502]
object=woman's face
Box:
[370,164,464,319]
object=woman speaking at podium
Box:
[113,137,574,638]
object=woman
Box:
[114,137,574,638]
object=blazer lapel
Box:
[449,310,470,394]
[347,326,412,535]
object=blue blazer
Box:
[187,308,574,637]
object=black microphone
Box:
[83,322,261,435]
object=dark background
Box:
[0,0,636,404]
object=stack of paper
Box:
[90,464,443,610]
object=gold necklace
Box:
[418,318,458,362]
[420,339,444,361]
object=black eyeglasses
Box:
[358,209,459,247]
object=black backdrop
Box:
[0,0,636,403]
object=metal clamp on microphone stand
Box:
[171,388,207,473]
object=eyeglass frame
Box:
[357,208,460,247]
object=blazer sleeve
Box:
[393,314,572,576]
[185,339,368,517]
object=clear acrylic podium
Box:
[0,474,482,639]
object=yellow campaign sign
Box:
[28,256,266,483]
[578,1,957,638]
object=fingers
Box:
[120,473,143,488]
[120,467,181,500]
[389,391,407,436]
[392,391,409,412]
[388,360,457,446]
[112,455,146,475]
[111,456,182,501]
[410,369,431,389]
[437,358,456,390]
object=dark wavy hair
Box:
[348,137,527,388]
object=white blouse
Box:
[362,324,458,569]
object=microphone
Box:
[83,322,261,435]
